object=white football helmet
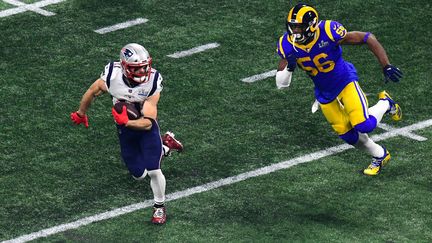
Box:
[120,43,152,83]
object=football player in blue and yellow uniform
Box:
[276,4,403,175]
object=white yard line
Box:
[167,43,220,58]
[0,0,65,18]
[3,119,432,243]
[2,0,54,16]
[378,123,427,141]
[94,18,149,34]
[241,69,277,83]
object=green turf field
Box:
[1,0,431,242]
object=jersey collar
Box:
[122,75,140,88]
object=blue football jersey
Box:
[277,20,359,104]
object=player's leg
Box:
[339,82,377,134]
[320,98,356,144]
[147,169,167,224]
[352,89,401,127]
[338,130,388,175]
[357,90,400,175]
[376,91,402,121]
[368,99,389,124]
[319,99,382,167]
[354,133,384,158]
[162,131,184,156]
[341,82,390,175]
[357,133,391,175]
[139,118,168,224]
[117,126,148,178]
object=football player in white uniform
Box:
[71,43,183,225]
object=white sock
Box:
[368,100,390,124]
[355,133,385,158]
[147,169,166,204]
[162,145,170,156]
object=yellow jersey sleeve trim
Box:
[278,36,286,59]
[325,20,335,42]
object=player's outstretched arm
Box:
[340,31,389,67]
[71,78,107,128]
[341,31,402,82]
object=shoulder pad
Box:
[277,33,295,59]
[324,20,347,42]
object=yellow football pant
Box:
[320,81,369,135]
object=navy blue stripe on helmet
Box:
[106,62,114,88]
[148,72,159,97]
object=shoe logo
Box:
[153,208,165,217]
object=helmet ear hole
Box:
[310,17,318,32]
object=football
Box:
[113,101,141,120]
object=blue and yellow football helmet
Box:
[286,4,319,44]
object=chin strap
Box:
[292,35,298,52]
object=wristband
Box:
[363,32,371,43]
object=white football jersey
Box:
[100,62,163,105]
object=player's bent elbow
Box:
[125,118,153,130]
[139,117,154,131]
[142,123,153,130]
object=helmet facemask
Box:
[121,59,152,83]
[120,43,153,83]
[287,21,316,44]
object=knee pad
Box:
[339,129,359,145]
[147,169,164,179]
[132,169,148,181]
[354,116,377,133]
